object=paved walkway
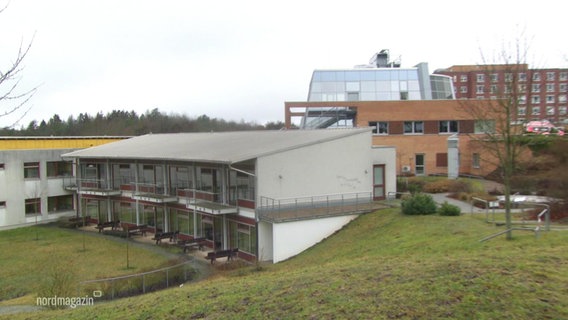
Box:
[430,193,487,214]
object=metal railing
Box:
[258,192,373,222]
[78,260,195,300]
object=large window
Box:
[47,195,73,213]
[24,162,40,179]
[47,161,73,177]
[114,201,135,224]
[439,120,458,133]
[369,121,389,135]
[403,121,424,134]
[229,221,256,254]
[25,198,41,215]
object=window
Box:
[476,85,484,94]
[460,75,468,82]
[404,121,424,134]
[546,106,555,116]
[229,222,256,254]
[518,95,527,104]
[490,85,498,94]
[474,120,496,134]
[48,195,73,213]
[532,84,541,93]
[460,86,467,93]
[472,153,481,169]
[547,72,556,81]
[519,84,527,93]
[476,74,485,82]
[559,106,567,115]
[546,95,555,104]
[347,92,359,101]
[0,201,6,208]
[505,73,513,82]
[369,121,389,135]
[491,73,499,82]
[519,73,527,81]
[24,162,40,179]
[546,84,555,92]
[560,72,568,81]
[518,107,526,116]
[47,161,73,177]
[560,83,567,92]
[532,72,541,81]
[532,107,541,115]
[25,198,41,215]
[439,120,458,133]
[531,96,541,104]
[0,163,4,170]
[400,91,408,100]
[559,95,567,103]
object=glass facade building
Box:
[307,63,454,102]
[300,57,455,129]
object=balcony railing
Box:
[258,192,373,222]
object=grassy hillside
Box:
[4,209,568,319]
[0,225,171,304]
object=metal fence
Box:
[78,260,195,300]
[258,192,373,222]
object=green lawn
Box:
[3,209,568,319]
[0,225,171,305]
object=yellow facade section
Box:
[0,137,127,150]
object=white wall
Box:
[257,221,273,261]
[0,149,77,229]
[256,131,373,200]
[272,214,358,263]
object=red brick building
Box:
[285,100,502,177]
[434,65,568,125]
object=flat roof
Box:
[62,129,371,164]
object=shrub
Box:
[438,201,461,216]
[397,177,425,195]
[401,193,437,215]
[422,179,473,194]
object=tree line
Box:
[0,108,287,136]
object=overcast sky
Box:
[1,0,566,128]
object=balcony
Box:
[131,183,178,203]
[65,178,122,196]
[178,189,238,215]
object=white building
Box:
[62,129,395,263]
[0,137,125,230]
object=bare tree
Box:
[0,4,37,128]
[459,36,536,240]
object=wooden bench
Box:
[95,220,120,233]
[152,231,179,244]
[124,224,149,237]
[177,237,207,253]
[205,248,239,264]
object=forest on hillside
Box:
[0,108,287,136]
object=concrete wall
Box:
[271,214,358,263]
[0,149,77,229]
[257,220,273,261]
[256,130,373,200]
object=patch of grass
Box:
[0,225,170,304]
[4,209,568,319]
